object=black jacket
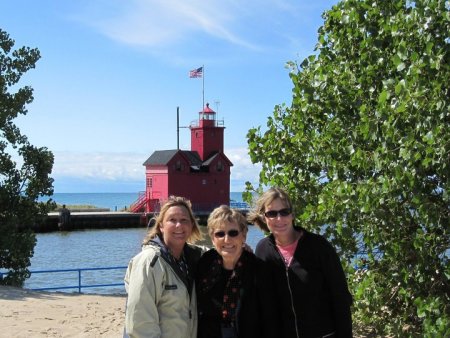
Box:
[255,228,353,338]
[196,249,278,338]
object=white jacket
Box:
[124,238,202,338]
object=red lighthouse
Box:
[190,103,224,161]
[133,104,233,213]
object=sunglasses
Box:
[264,208,292,219]
[214,229,240,238]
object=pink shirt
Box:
[277,238,299,267]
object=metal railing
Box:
[230,201,249,209]
[128,196,250,215]
[0,252,376,293]
[130,191,147,212]
[1,266,127,293]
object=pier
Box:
[34,205,249,233]
[34,211,147,233]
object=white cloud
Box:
[80,0,260,50]
[227,147,261,190]
[73,0,333,54]
[52,151,145,181]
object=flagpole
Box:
[189,66,205,110]
[202,64,205,110]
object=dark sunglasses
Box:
[264,208,292,219]
[214,229,240,238]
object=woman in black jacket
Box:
[248,187,353,338]
[196,205,278,338]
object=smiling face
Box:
[211,220,246,269]
[264,197,295,242]
[160,205,193,257]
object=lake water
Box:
[19,192,258,293]
[24,225,264,294]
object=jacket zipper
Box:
[277,248,300,338]
[164,258,194,326]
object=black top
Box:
[255,227,353,338]
[196,249,279,338]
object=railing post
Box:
[78,269,81,293]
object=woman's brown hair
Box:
[247,187,293,233]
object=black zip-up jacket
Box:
[255,227,353,338]
[196,249,279,338]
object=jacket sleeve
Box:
[124,253,164,338]
[321,240,353,338]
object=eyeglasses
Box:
[214,229,240,238]
[264,208,291,219]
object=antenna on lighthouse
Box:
[177,106,180,149]
[176,106,189,149]
[214,100,220,113]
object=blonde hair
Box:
[247,187,293,233]
[143,196,203,245]
[207,205,248,239]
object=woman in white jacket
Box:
[124,196,204,338]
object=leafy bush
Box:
[245,0,449,335]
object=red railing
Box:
[130,191,147,212]
[130,193,249,214]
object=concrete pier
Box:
[33,208,248,233]
[34,211,147,233]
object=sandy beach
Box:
[0,286,126,337]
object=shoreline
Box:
[0,285,126,337]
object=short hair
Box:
[143,196,203,245]
[247,187,293,233]
[207,205,248,239]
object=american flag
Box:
[189,67,203,78]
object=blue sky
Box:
[2,0,337,193]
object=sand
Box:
[0,286,126,338]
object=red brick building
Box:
[132,104,233,213]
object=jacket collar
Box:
[151,235,195,296]
[266,226,306,247]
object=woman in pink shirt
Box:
[248,187,353,338]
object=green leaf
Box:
[378,90,388,104]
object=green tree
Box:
[0,29,55,286]
[246,0,449,336]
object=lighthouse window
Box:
[217,161,224,172]
[147,177,153,188]
[175,160,183,171]
[202,179,207,185]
